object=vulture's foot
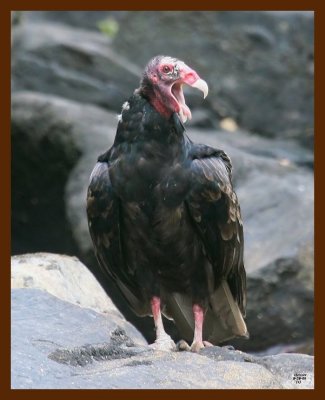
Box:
[176,339,191,351]
[149,334,176,352]
[191,340,213,353]
[177,339,213,352]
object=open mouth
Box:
[171,83,192,123]
[171,78,209,124]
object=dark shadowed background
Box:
[11,10,314,356]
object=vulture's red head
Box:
[140,55,208,123]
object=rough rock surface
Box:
[230,254,314,352]
[22,10,127,31]
[11,91,314,352]
[11,91,116,255]
[11,252,119,314]
[11,21,141,112]
[11,287,314,389]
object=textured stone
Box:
[11,21,141,112]
[11,288,313,389]
[11,252,119,315]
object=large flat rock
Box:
[11,288,314,389]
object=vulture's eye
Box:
[162,65,172,74]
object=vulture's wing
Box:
[164,145,248,344]
[188,147,246,313]
[87,161,149,316]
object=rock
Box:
[11,11,23,26]
[11,288,314,389]
[11,92,81,256]
[197,127,314,170]
[257,353,314,389]
[11,253,119,315]
[11,288,145,389]
[250,339,314,357]
[229,255,314,353]
[11,91,314,352]
[22,11,127,31]
[111,11,313,146]
[11,20,142,111]
[11,91,116,256]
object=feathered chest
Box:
[108,97,192,205]
[107,125,198,274]
[109,138,192,207]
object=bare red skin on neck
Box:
[149,84,180,120]
[150,96,173,119]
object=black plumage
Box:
[87,56,247,351]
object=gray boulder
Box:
[22,10,127,31]
[11,287,313,389]
[11,92,81,256]
[11,91,313,353]
[11,91,116,256]
[11,20,141,112]
[233,253,314,352]
[11,252,119,315]
[10,252,147,354]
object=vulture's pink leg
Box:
[150,296,176,351]
[190,304,213,352]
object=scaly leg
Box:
[190,304,205,352]
[177,304,213,352]
[190,304,213,352]
[149,296,176,351]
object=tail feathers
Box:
[163,281,249,345]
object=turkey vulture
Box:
[87,55,248,352]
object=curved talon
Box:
[190,341,205,352]
[203,340,214,347]
[176,340,214,352]
[176,339,191,352]
[190,340,214,352]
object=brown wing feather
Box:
[87,161,149,316]
[186,147,246,315]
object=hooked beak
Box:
[179,63,209,99]
[171,65,209,123]
[189,78,209,99]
